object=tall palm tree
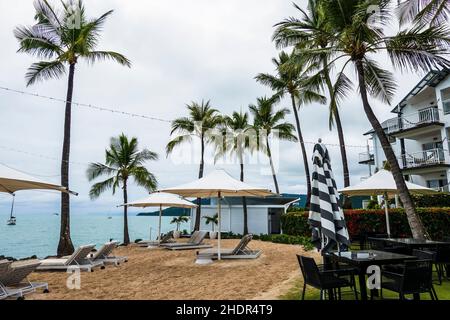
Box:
[166,100,223,230]
[272,1,354,207]
[249,97,297,194]
[87,134,158,245]
[214,111,252,234]
[303,0,450,239]
[256,51,326,208]
[15,0,131,256]
[398,0,449,26]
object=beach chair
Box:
[137,231,175,247]
[88,241,128,266]
[196,234,262,259]
[36,244,104,272]
[0,259,48,300]
[161,231,212,250]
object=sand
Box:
[27,239,319,300]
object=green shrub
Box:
[282,208,450,240]
[412,194,450,207]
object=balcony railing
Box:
[358,152,374,163]
[384,107,441,135]
[398,148,448,169]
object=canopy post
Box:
[218,191,222,261]
[384,192,391,238]
[158,204,162,243]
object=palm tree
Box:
[166,100,223,230]
[272,1,353,207]
[171,216,190,232]
[15,0,131,256]
[87,134,158,245]
[303,0,450,239]
[214,111,252,234]
[397,0,449,26]
[203,214,219,232]
[249,97,297,194]
[256,51,326,208]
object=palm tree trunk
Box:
[123,178,130,245]
[194,135,205,231]
[240,161,249,235]
[290,94,311,208]
[57,63,75,256]
[355,60,428,240]
[322,56,351,208]
[266,140,280,194]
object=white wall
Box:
[190,206,269,235]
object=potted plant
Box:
[170,216,190,239]
[203,214,219,239]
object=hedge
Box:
[281,208,450,240]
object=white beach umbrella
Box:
[120,192,197,243]
[0,164,77,195]
[339,169,436,237]
[159,169,275,259]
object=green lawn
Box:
[280,274,450,300]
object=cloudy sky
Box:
[0,0,426,215]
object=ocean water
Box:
[0,213,190,259]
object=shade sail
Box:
[0,164,77,195]
[159,169,275,198]
[120,192,197,209]
[338,169,437,197]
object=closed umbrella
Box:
[309,143,350,252]
[120,192,197,244]
[160,169,275,260]
[339,169,436,237]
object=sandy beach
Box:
[27,239,318,300]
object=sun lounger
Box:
[196,234,262,259]
[88,241,128,266]
[36,244,104,272]
[161,231,212,250]
[137,231,175,247]
[0,259,48,299]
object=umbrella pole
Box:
[384,192,391,238]
[218,191,222,260]
[10,194,15,219]
[158,205,162,243]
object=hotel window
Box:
[442,88,450,114]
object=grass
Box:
[280,273,450,300]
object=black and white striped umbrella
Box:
[308,143,350,252]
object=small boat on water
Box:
[7,216,16,225]
[53,213,59,216]
[108,216,112,220]
[6,194,16,226]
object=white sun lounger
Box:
[137,231,175,247]
[36,244,103,272]
[88,241,128,266]
[0,259,48,300]
[161,231,212,250]
[196,234,262,259]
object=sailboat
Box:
[6,194,16,226]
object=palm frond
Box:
[166,135,192,156]
[84,51,131,67]
[89,176,115,199]
[362,58,397,105]
[86,162,116,181]
[25,60,66,86]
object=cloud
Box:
[0,0,427,215]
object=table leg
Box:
[358,271,368,301]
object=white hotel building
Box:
[360,69,450,191]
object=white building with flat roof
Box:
[360,69,450,191]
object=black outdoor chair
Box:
[381,259,438,300]
[434,246,450,284]
[296,255,358,300]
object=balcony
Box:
[384,107,444,139]
[398,148,450,174]
[358,152,374,165]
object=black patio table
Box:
[328,250,416,300]
[368,237,450,249]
